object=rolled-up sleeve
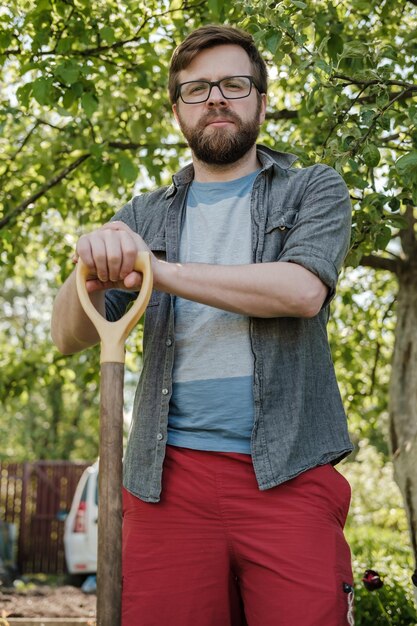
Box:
[278,164,352,302]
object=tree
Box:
[1,0,417,582]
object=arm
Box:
[51,222,141,355]
[81,221,327,318]
[153,259,327,318]
[51,270,104,355]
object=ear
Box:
[172,103,180,124]
[259,93,267,124]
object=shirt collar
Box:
[170,144,298,189]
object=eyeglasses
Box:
[176,75,259,104]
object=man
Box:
[52,25,354,626]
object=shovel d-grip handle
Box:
[76,251,153,363]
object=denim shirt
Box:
[106,145,354,503]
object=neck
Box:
[192,145,260,182]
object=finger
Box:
[76,235,95,269]
[118,231,138,279]
[102,229,123,282]
[86,279,124,293]
[89,236,109,283]
[102,220,132,233]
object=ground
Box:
[0,579,96,619]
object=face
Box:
[172,45,266,166]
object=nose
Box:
[207,84,228,107]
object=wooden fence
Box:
[0,461,89,575]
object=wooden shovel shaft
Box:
[97,363,124,626]
[75,252,153,626]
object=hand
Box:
[74,221,153,293]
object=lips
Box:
[203,113,237,127]
[207,120,233,127]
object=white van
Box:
[64,462,98,575]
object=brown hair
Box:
[168,25,268,104]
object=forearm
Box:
[153,260,328,318]
[51,270,104,354]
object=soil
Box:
[0,582,96,619]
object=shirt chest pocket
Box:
[262,207,298,262]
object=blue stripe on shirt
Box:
[167,376,253,454]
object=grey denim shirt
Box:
[106,145,354,503]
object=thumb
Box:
[124,270,143,290]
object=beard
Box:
[177,101,262,166]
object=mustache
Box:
[199,110,241,126]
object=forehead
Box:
[178,44,252,82]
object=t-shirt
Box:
[167,170,259,454]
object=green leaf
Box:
[0,31,12,51]
[81,92,99,117]
[54,61,80,86]
[362,144,380,167]
[56,37,73,54]
[32,77,53,105]
[395,151,417,175]
[62,89,77,109]
[340,41,369,59]
[92,162,113,187]
[128,120,143,143]
[266,32,282,55]
[327,33,344,60]
[117,154,138,183]
[408,106,417,126]
[90,144,104,158]
[315,59,332,75]
[16,83,32,107]
[387,214,408,229]
[291,0,307,8]
[208,0,221,18]
[375,226,391,250]
[100,26,115,45]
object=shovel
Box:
[76,252,153,626]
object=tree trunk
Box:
[389,265,417,600]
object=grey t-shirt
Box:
[167,171,259,453]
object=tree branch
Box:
[349,88,411,156]
[0,121,41,181]
[108,141,188,150]
[0,154,90,230]
[32,1,206,58]
[265,109,298,120]
[360,254,400,273]
[369,296,396,394]
[332,74,417,91]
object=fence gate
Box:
[0,460,89,575]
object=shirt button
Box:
[165,338,172,347]
[157,433,163,441]
[162,388,169,395]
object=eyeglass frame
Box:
[175,75,261,104]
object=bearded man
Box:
[52,25,354,626]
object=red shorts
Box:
[122,445,353,626]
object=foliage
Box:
[329,267,397,457]
[0,0,246,459]
[342,443,417,623]
[243,0,417,267]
